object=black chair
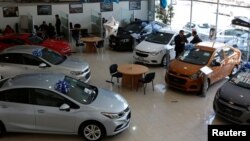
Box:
[109,64,122,87]
[94,40,105,55]
[137,72,155,95]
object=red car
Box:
[0,33,71,55]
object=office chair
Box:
[109,64,122,87]
[137,72,155,95]
[94,40,105,55]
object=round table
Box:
[118,64,149,90]
[81,36,103,53]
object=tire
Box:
[229,65,238,77]
[161,55,170,66]
[199,78,209,97]
[0,122,6,137]
[80,122,105,141]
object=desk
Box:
[118,64,149,89]
[81,36,103,53]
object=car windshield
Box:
[179,48,212,65]
[41,48,66,65]
[28,35,43,44]
[63,76,98,104]
[230,70,250,90]
[124,22,146,33]
[145,32,174,44]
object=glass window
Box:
[41,48,66,65]
[223,47,234,57]
[22,54,44,66]
[28,35,43,44]
[179,48,212,65]
[63,76,98,105]
[213,50,224,62]
[0,53,23,64]
[4,88,29,104]
[145,32,174,44]
[31,88,79,109]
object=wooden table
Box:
[118,64,149,90]
[81,36,103,53]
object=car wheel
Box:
[199,78,209,97]
[229,65,238,77]
[80,122,105,141]
[0,122,6,137]
[162,55,170,66]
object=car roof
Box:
[157,27,177,34]
[195,42,227,51]
[1,73,65,90]
[1,45,44,54]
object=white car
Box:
[215,27,250,43]
[0,45,91,82]
[133,27,192,65]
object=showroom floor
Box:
[1,45,230,141]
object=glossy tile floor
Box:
[1,44,230,141]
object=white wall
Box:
[0,1,148,32]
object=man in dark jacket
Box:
[55,14,61,36]
[190,30,202,44]
[174,30,188,58]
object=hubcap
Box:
[84,124,101,140]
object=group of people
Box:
[33,14,61,39]
[174,29,202,58]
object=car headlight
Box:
[151,50,162,56]
[70,71,83,75]
[101,112,124,119]
[120,39,130,43]
[189,71,202,80]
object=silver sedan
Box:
[0,73,131,141]
[0,45,91,82]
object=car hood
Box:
[169,59,203,75]
[136,41,169,52]
[90,88,129,113]
[59,57,89,71]
[42,39,70,50]
[219,82,250,105]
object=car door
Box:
[209,49,225,84]
[30,88,77,133]
[0,88,35,132]
[0,53,27,78]
[222,47,236,76]
[22,53,51,73]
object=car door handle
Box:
[37,109,45,113]
[1,105,8,108]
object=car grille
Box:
[219,97,247,110]
[136,52,148,57]
[217,100,243,117]
[168,74,187,85]
[169,71,189,78]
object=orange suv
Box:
[165,42,241,95]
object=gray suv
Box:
[0,45,91,82]
[0,73,131,141]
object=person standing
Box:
[174,30,188,58]
[55,14,61,36]
[190,30,202,44]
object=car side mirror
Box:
[39,63,47,68]
[170,41,175,46]
[59,103,70,112]
[212,60,221,66]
